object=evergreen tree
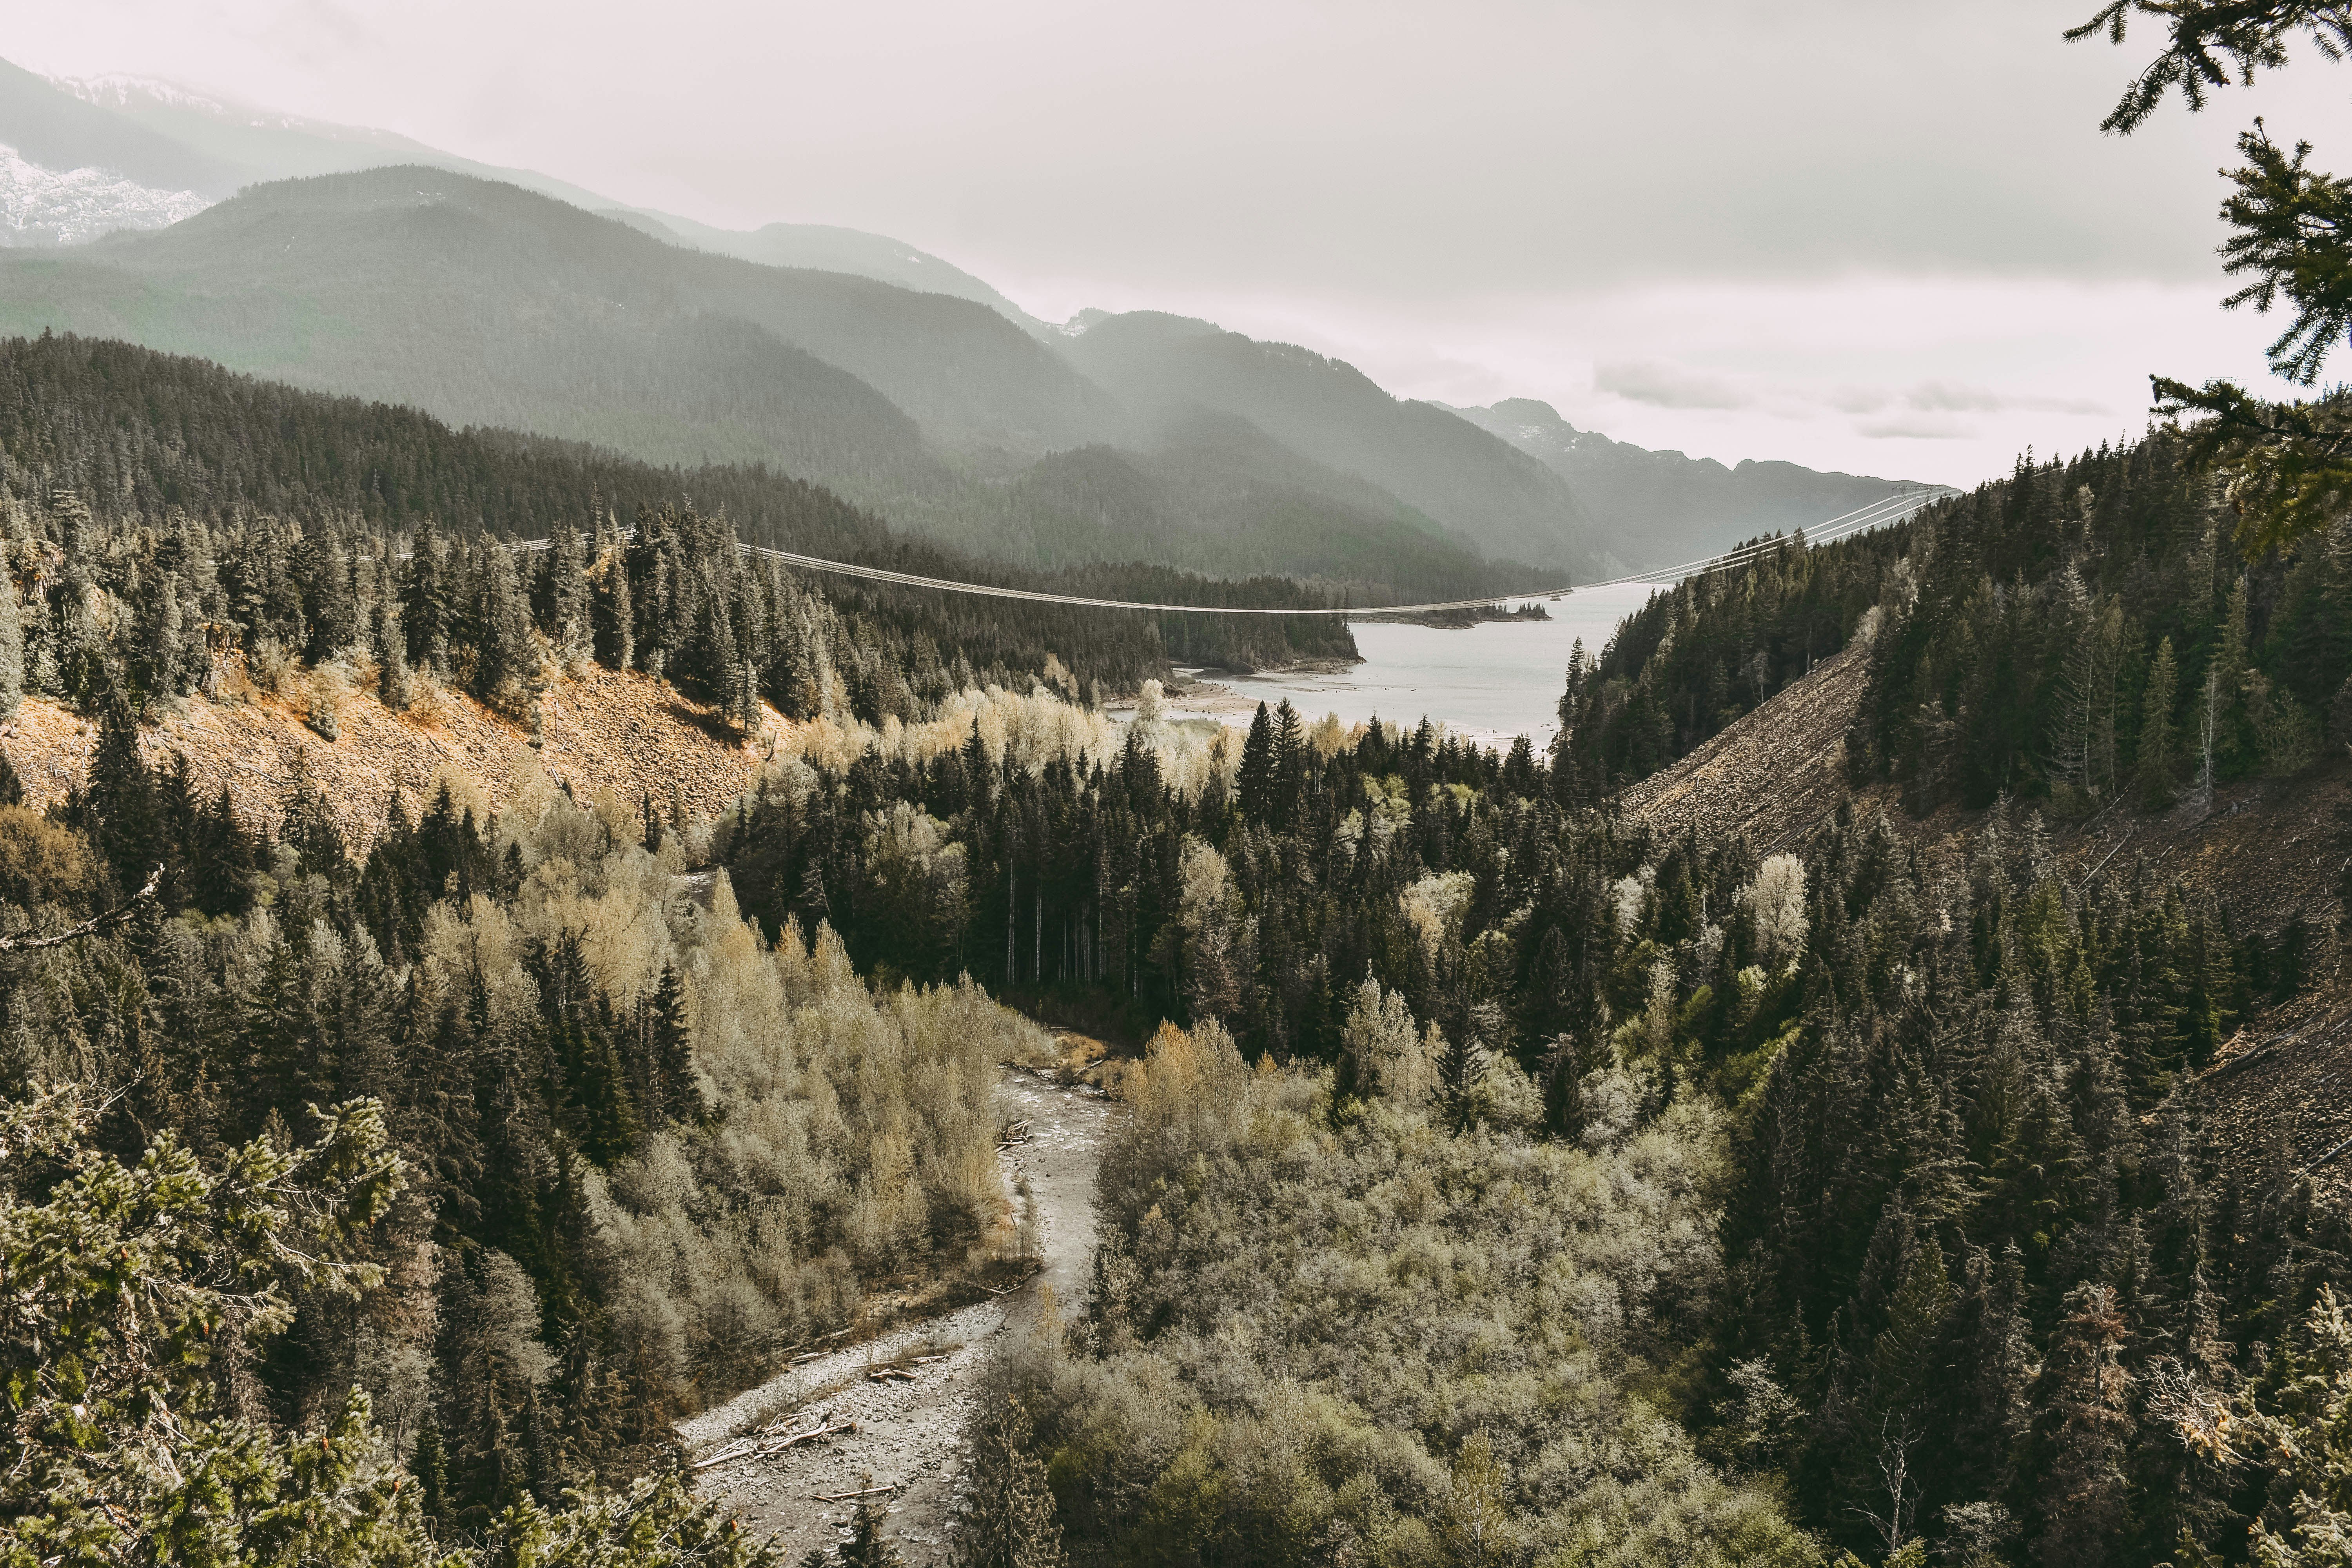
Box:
[593,521,634,671]
[472,545,543,719]
[642,963,697,1126]
[2140,636,2180,809]
[952,1398,1065,1568]
[1236,702,1276,822]
[82,686,164,895]
[0,568,24,718]
[840,1498,906,1567]
[403,517,454,677]
[2071,0,2352,552]
[541,519,592,673]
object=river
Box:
[1167,581,1663,751]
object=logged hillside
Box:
[2,660,766,852]
[1621,588,2352,1216]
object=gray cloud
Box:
[6,0,2339,303]
[1906,380,2108,416]
[1594,360,1751,411]
[1857,415,1979,441]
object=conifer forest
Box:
[15,2,2352,1565]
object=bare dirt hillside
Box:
[1619,637,2352,1196]
[1618,642,1873,854]
[1,664,770,847]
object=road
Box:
[681,1067,1114,1563]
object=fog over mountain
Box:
[1451,398,1928,567]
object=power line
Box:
[484,484,1957,617]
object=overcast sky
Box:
[7,0,2343,485]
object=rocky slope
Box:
[2,662,769,850]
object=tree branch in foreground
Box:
[0,863,163,953]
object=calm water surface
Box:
[1172,582,1662,750]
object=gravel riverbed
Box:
[684,1067,1114,1563]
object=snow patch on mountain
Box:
[56,73,229,116]
[0,144,210,246]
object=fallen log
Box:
[765,1419,855,1453]
[813,1483,897,1503]
[690,1441,759,1472]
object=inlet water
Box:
[1175,581,1664,750]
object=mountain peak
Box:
[1490,396,1571,432]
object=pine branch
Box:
[0,863,163,953]
[2066,1,2352,134]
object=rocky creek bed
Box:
[682,1067,1114,1563]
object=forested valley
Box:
[5,316,2352,1568]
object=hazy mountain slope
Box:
[0,59,237,197]
[0,194,936,493]
[42,67,1048,331]
[621,208,1042,328]
[982,432,1522,601]
[1054,310,1607,575]
[1453,397,1923,570]
[0,169,1531,597]
[0,167,1111,475]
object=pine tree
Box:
[411,1416,451,1536]
[2024,1283,2135,1568]
[1237,703,1276,821]
[952,1398,1066,1568]
[2140,636,2179,809]
[0,569,25,718]
[404,517,453,676]
[1271,697,1305,827]
[83,686,163,895]
[642,963,697,1126]
[594,523,634,671]
[473,545,544,719]
[542,519,592,674]
[840,1498,906,1567]
[139,572,187,707]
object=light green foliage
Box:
[1174,835,1251,1025]
[1339,973,1431,1105]
[1009,1020,1819,1566]
[470,766,1033,1407]
[0,1083,777,1568]
[1739,854,1809,971]
[2176,1287,2352,1568]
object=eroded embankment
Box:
[684,1068,1113,1564]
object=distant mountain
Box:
[1450,398,1929,569]
[2,64,1044,328]
[1054,311,1610,576]
[0,59,236,197]
[974,410,1519,599]
[0,167,1527,603]
[0,166,1109,463]
[613,209,1043,331]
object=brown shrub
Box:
[0,807,96,909]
